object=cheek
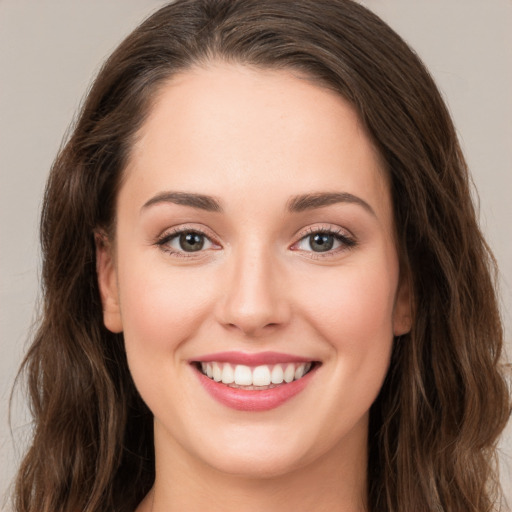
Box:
[297,257,398,429]
[116,254,218,357]
[295,252,398,369]
[115,255,222,417]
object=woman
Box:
[13,0,511,511]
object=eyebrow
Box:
[287,192,376,216]
[141,191,223,212]
[141,190,375,216]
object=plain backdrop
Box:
[1,0,511,509]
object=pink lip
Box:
[192,361,318,412]
[192,351,313,366]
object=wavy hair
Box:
[13,1,511,511]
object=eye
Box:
[293,228,356,254]
[157,229,216,254]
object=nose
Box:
[215,244,290,338]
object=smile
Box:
[191,352,320,411]
[198,361,313,389]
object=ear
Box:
[392,269,412,336]
[95,231,123,333]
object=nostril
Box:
[223,319,286,338]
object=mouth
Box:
[191,353,320,411]
[194,361,316,390]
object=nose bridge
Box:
[218,236,288,336]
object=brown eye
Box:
[158,230,215,254]
[179,232,205,252]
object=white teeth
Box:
[234,365,253,386]
[252,365,271,386]
[284,363,295,383]
[200,361,314,386]
[294,363,306,380]
[271,364,284,384]
[212,362,222,382]
[221,363,235,384]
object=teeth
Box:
[212,362,222,382]
[294,363,306,380]
[252,365,271,386]
[284,363,295,383]
[221,364,235,384]
[199,361,313,387]
[271,364,284,384]
[234,365,252,386]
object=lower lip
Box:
[195,365,317,412]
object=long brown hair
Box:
[13,1,511,511]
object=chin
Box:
[205,447,311,480]
[185,422,327,480]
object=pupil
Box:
[180,232,204,252]
[310,233,333,252]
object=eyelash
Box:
[291,225,357,259]
[155,225,219,258]
[154,224,357,259]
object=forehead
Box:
[123,62,392,223]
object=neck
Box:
[140,419,368,512]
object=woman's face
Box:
[97,63,411,478]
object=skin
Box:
[96,62,411,512]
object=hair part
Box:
[13,1,511,511]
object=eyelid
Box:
[154,224,222,257]
[290,224,357,257]
[153,222,356,259]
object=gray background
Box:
[1,0,511,509]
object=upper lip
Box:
[191,351,315,366]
